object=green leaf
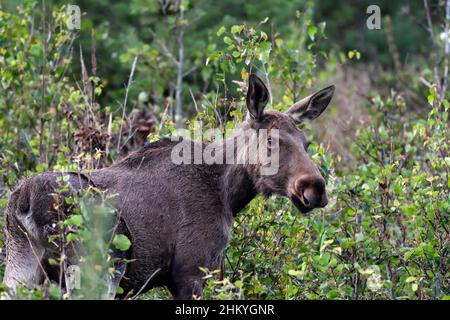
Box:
[113,234,131,251]
[180,0,189,11]
[67,214,83,227]
[223,36,233,45]
[66,233,79,243]
[288,269,301,276]
[216,26,226,37]
[36,162,48,173]
[307,25,317,41]
[48,258,59,266]
[231,25,243,34]
[241,68,248,81]
[258,41,272,64]
[48,284,61,299]
[234,280,243,287]
[116,286,124,294]
[232,51,241,58]
[405,276,416,283]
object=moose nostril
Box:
[301,190,311,207]
[302,188,315,208]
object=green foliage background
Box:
[0,0,448,299]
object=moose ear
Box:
[246,74,269,121]
[286,85,335,124]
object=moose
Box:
[3,74,334,299]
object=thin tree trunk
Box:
[39,0,47,163]
[175,5,185,125]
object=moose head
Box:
[243,74,334,213]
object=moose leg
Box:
[4,226,45,290]
[169,245,223,300]
[169,271,204,300]
[167,246,206,300]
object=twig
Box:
[17,225,50,284]
[79,46,92,101]
[182,66,197,78]
[129,268,161,300]
[149,28,179,67]
[419,76,434,88]
[117,56,138,151]
[424,0,435,40]
[189,87,199,113]
[159,100,171,132]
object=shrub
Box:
[204,92,449,300]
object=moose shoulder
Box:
[4,75,335,299]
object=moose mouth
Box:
[289,193,312,214]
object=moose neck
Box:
[221,164,257,217]
[216,132,258,216]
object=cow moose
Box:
[3,74,334,299]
